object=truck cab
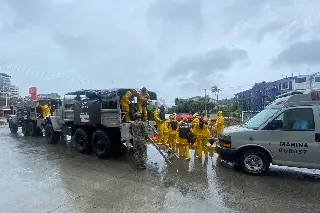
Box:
[216,90,320,175]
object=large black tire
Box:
[239,150,270,176]
[37,128,44,137]
[9,122,18,133]
[92,130,111,159]
[73,128,91,154]
[29,121,39,137]
[22,121,29,136]
[45,124,61,144]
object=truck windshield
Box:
[243,108,280,130]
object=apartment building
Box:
[235,73,320,111]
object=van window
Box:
[295,77,307,83]
[243,108,280,130]
[268,108,315,131]
[282,82,289,90]
[315,77,320,82]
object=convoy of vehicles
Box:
[8,88,158,159]
[216,90,320,175]
[8,87,320,176]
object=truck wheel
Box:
[37,128,44,137]
[45,124,61,144]
[22,121,29,136]
[239,150,270,176]
[9,122,18,133]
[74,128,91,154]
[29,121,39,137]
[92,130,111,159]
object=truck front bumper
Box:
[216,144,237,163]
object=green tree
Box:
[167,97,215,114]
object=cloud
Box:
[222,0,294,31]
[0,0,320,104]
[164,47,249,80]
[273,39,320,66]
[257,22,287,41]
[147,0,203,32]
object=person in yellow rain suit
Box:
[36,101,51,119]
[163,116,170,147]
[177,117,191,160]
[194,115,211,159]
[120,91,133,123]
[191,113,200,147]
[137,87,150,121]
[215,111,225,137]
[154,105,166,144]
[167,113,178,151]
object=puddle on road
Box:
[2,128,320,213]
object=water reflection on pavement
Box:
[0,128,319,213]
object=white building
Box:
[9,85,19,99]
[0,73,11,98]
[293,73,320,91]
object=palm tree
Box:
[211,86,222,104]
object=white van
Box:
[216,90,320,175]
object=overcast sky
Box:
[0,0,320,105]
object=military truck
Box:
[46,88,157,158]
[8,93,62,140]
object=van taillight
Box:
[219,135,231,148]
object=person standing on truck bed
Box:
[130,112,148,170]
[137,87,150,121]
[120,91,133,123]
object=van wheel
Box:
[92,130,111,159]
[239,150,270,176]
[74,128,91,154]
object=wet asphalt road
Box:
[1,127,320,213]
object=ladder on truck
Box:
[147,123,179,166]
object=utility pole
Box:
[204,89,207,117]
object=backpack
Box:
[160,110,166,120]
[179,123,190,139]
[199,118,205,129]
[170,120,178,130]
